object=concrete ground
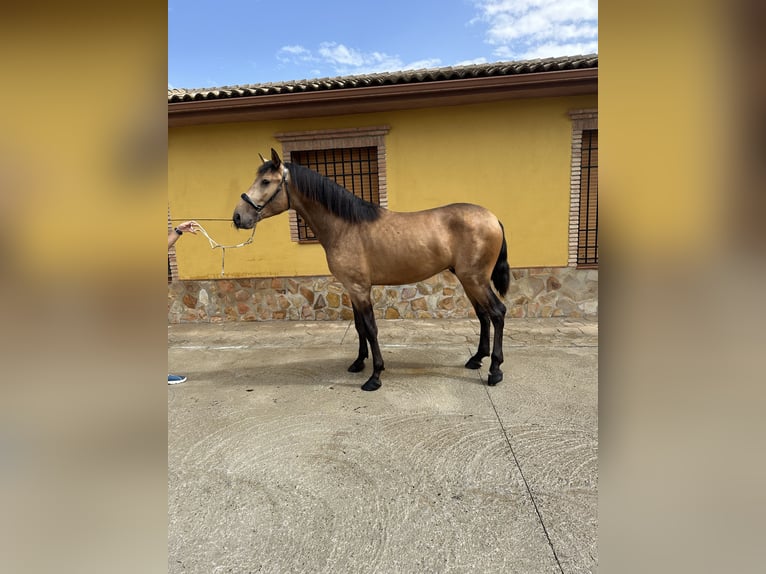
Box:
[168,318,598,574]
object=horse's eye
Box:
[261,179,270,186]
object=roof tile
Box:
[169,54,597,103]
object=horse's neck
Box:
[290,193,342,245]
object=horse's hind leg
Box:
[348,305,369,373]
[465,302,490,369]
[460,279,506,386]
[486,289,506,385]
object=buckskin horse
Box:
[232,149,509,391]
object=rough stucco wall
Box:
[168,94,597,280]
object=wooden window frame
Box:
[275,126,390,243]
[568,109,598,268]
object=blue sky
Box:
[168,0,597,90]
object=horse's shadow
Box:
[188,354,486,388]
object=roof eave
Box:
[168,68,597,127]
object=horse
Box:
[232,148,509,392]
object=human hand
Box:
[176,220,198,234]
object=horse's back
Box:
[436,202,500,229]
[386,203,498,229]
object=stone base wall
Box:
[167,268,597,323]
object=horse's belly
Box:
[368,248,451,285]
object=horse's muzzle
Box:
[232,210,256,230]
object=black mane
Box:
[278,162,382,224]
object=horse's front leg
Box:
[347,292,384,391]
[347,304,369,373]
[359,301,384,391]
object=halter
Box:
[240,166,291,214]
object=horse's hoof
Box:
[465,356,483,369]
[487,371,503,386]
[348,359,365,373]
[361,377,382,391]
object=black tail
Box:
[491,221,510,296]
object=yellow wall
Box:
[169,94,596,279]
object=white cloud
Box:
[317,42,408,73]
[280,45,310,56]
[519,40,598,60]
[277,44,316,64]
[318,42,366,67]
[454,57,489,66]
[277,42,441,76]
[404,58,443,70]
[473,0,597,59]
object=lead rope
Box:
[192,222,256,276]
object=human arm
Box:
[168,220,198,249]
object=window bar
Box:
[584,133,592,263]
[340,148,348,191]
[367,148,373,202]
[576,130,596,265]
[591,133,598,265]
[581,130,597,264]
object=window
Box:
[290,147,381,242]
[577,129,598,266]
[275,126,389,243]
[568,110,598,267]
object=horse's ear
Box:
[258,153,267,164]
[271,148,282,168]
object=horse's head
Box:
[232,148,291,229]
